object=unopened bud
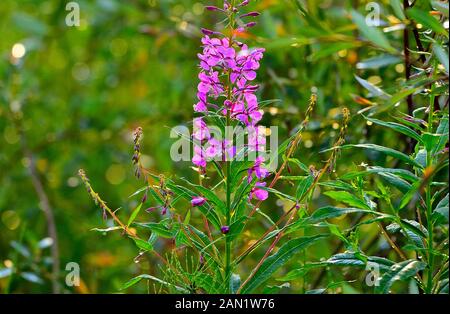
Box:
[240,12,260,18]
[201,28,214,35]
[205,6,219,11]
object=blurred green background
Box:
[0,0,446,293]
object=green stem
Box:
[225,110,232,293]
[425,95,435,293]
[224,0,236,293]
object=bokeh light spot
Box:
[2,210,21,230]
[105,164,126,185]
[11,43,26,59]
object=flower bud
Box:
[191,196,207,207]
[201,28,214,35]
[240,12,260,18]
[205,6,219,11]
[240,0,249,7]
[141,192,148,203]
[220,225,230,234]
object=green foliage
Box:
[0,0,447,294]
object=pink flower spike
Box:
[194,101,207,112]
[251,182,269,201]
[247,156,269,182]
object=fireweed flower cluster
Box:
[192,0,269,204]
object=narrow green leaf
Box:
[132,238,153,252]
[0,268,13,278]
[342,166,418,184]
[356,55,401,69]
[136,221,176,238]
[91,226,122,233]
[227,216,246,241]
[375,260,426,294]
[183,209,191,225]
[433,43,449,74]
[433,193,449,223]
[277,263,326,281]
[240,235,327,293]
[312,42,360,61]
[127,203,143,228]
[20,272,44,284]
[390,0,406,20]
[10,241,30,258]
[338,144,423,169]
[323,191,371,210]
[414,148,427,168]
[296,175,314,200]
[365,117,423,143]
[389,87,420,106]
[147,187,164,205]
[263,187,297,202]
[432,1,449,17]
[309,206,381,222]
[287,158,309,172]
[351,10,396,52]
[399,181,422,209]
[355,75,391,99]
[327,253,395,271]
[319,180,355,192]
[407,7,447,35]
[120,274,188,292]
[431,117,449,156]
[230,274,241,294]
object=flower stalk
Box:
[193,0,267,292]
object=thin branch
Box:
[25,149,60,293]
[403,0,414,116]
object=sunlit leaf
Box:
[127,203,143,228]
[240,235,327,293]
[407,7,448,35]
[355,75,391,99]
[375,260,426,294]
[351,10,396,52]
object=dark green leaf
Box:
[375,260,426,294]
[433,193,449,223]
[309,206,381,223]
[338,144,423,168]
[407,7,447,35]
[132,238,153,252]
[127,203,143,228]
[355,75,390,99]
[240,235,327,293]
[120,274,188,292]
[296,175,314,200]
[323,191,371,210]
[356,55,401,69]
[365,117,423,143]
